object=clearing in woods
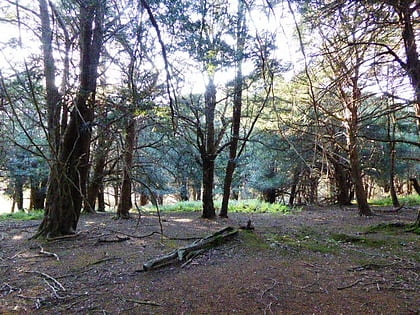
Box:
[0,206,419,314]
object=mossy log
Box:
[142,226,238,271]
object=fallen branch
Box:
[25,271,66,292]
[46,233,81,242]
[106,229,161,240]
[123,297,162,307]
[97,236,130,243]
[337,278,363,290]
[38,245,60,261]
[142,226,238,271]
[87,257,121,267]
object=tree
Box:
[35,0,105,237]
[219,0,245,218]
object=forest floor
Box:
[0,205,419,314]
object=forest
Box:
[0,0,419,313]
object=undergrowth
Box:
[0,209,44,221]
[155,200,293,214]
[369,194,420,206]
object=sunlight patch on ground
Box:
[171,218,193,223]
[12,234,25,240]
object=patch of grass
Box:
[369,194,420,206]
[0,209,44,221]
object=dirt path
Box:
[0,206,419,314]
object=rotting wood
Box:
[142,226,238,271]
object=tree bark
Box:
[343,70,372,216]
[394,0,420,133]
[117,117,136,219]
[35,1,105,238]
[333,159,353,206]
[13,177,24,211]
[201,78,217,219]
[387,109,400,207]
[84,127,109,213]
[288,169,300,206]
[179,175,189,201]
[29,178,47,210]
[39,0,61,152]
[262,188,276,204]
[220,0,245,218]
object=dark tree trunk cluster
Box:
[35,1,105,238]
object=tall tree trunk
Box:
[117,117,136,219]
[333,160,353,205]
[29,178,47,210]
[392,0,420,133]
[343,71,372,216]
[220,0,245,218]
[387,109,400,207]
[97,182,105,212]
[35,1,104,238]
[288,169,300,206]
[201,78,217,219]
[348,140,371,215]
[262,188,276,204]
[39,0,61,152]
[410,178,420,226]
[84,128,109,213]
[14,177,24,211]
[180,174,189,201]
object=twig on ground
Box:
[25,271,66,291]
[1,282,21,295]
[43,279,65,299]
[106,229,162,239]
[87,257,121,267]
[46,233,81,242]
[337,278,363,290]
[17,294,47,309]
[122,297,162,307]
[97,236,130,243]
[261,280,279,299]
[38,245,60,261]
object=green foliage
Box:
[152,199,292,213]
[0,209,44,221]
[224,200,291,213]
[157,201,202,212]
[369,194,420,206]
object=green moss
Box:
[266,229,338,254]
[331,233,388,248]
[241,230,270,250]
[365,222,420,235]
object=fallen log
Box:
[142,226,238,271]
